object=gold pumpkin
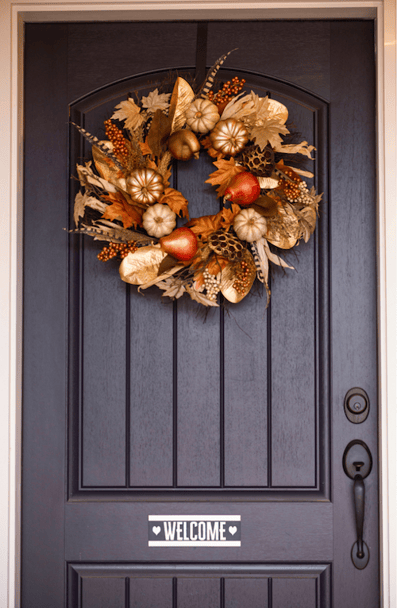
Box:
[209,119,249,156]
[185,98,220,133]
[126,168,164,205]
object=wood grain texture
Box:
[130,577,173,608]
[177,578,220,608]
[224,577,269,608]
[329,21,379,608]
[176,155,221,487]
[22,23,69,608]
[82,577,125,608]
[272,577,317,608]
[23,20,378,607]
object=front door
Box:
[22,20,378,607]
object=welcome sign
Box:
[148,515,241,547]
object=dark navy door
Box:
[22,21,378,607]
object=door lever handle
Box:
[353,472,365,559]
[343,440,372,569]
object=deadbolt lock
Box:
[344,388,370,424]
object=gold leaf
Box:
[221,250,256,303]
[119,245,168,285]
[168,77,195,134]
[265,204,300,249]
[147,110,172,158]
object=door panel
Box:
[23,20,378,608]
[69,72,328,497]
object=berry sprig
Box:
[207,76,246,112]
[278,167,302,202]
[104,119,129,162]
[98,241,138,262]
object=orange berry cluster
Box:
[97,241,137,262]
[208,77,246,110]
[104,119,129,162]
[278,168,302,202]
[232,260,250,295]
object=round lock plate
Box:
[344,388,369,424]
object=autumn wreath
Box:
[72,51,322,306]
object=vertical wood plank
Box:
[129,290,174,487]
[176,156,221,487]
[81,577,125,608]
[130,577,173,608]
[272,578,316,608]
[270,105,317,488]
[224,577,268,608]
[224,296,268,487]
[177,578,220,608]
[82,248,127,487]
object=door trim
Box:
[2,2,396,607]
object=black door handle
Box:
[343,440,372,569]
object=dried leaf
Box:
[187,213,223,239]
[111,98,145,131]
[157,277,186,299]
[265,204,300,249]
[159,187,189,219]
[251,195,280,217]
[139,140,153,156]
[274,140,315,159]
[74,192,108,226]
[220,249,257,303]
[206,255,229,275]
[119,245,169,285]
[205,158,245,197]
[76,162,118,193]
[147,110,172,158]
[102,192,143,229]
[141,89,171,113]
[138,263,184,290]
[201,136,225,159]
[220,203,241,230]
[262,238,294,269]
[168,77,195,134]
[186,285,219,307]
[251,120,289,150]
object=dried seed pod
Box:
[240,144,275,177]
[185,98,220,133]
[209,119,249,156]
[208,229,245,260]
[126,168,164,205]
[168,129,200,161]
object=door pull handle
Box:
[342,440,373,569]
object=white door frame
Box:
[1,2,396,606]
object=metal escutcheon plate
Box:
[343,440,372,480]
[351,540,370,569]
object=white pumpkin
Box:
[185,98,220,133]
[233,208,267,242]
[142,203,177,238]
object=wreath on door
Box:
[72,51,322,306]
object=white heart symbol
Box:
[229,525,237,536]
[152,526,161,536]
